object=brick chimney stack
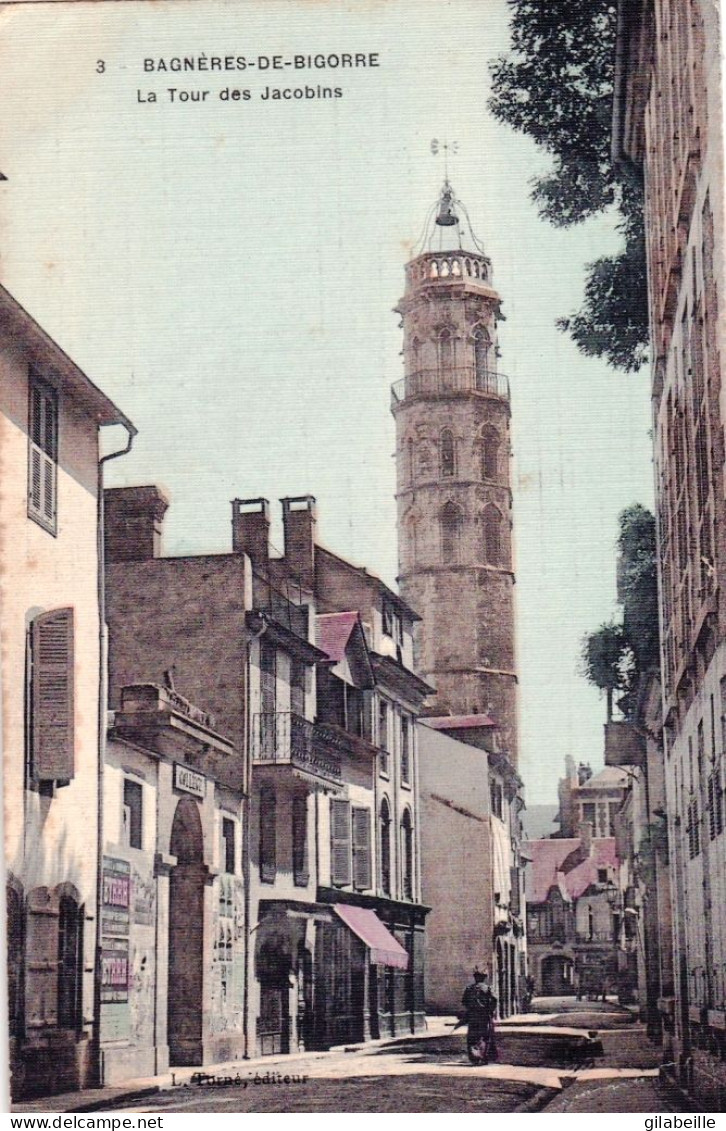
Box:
[104,486,169,562]
[281,495,317,591]
[231,498,270,567]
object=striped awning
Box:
[334,905,409,970]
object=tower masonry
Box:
[392,182,518,763]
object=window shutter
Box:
[330,799,351,886]
[259,787,277,882]
[293,796,309,886]
[352,807,371,890]
[32,608,74,782]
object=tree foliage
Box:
[580,505,659,719]
[488,0,649,372]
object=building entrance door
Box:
[168,798,205,1065]
[257,941,290,1056]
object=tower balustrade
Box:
[391,366,509,408]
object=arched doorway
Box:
[168,797,206,1064]
[541,953,574,996]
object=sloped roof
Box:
[577,765,628,791]
[523,837,619,905]
[0,283,134,430]
[316,611,359,663]
[424,713,496,730]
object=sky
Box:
[0,0,654,803]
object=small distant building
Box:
[556,758,627,839]
[524,826,622,999]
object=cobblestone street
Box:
[16,1003,694,1115]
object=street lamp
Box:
[605,881,623,1003]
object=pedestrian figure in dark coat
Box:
[460,968,498,1064]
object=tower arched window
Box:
[379,798,392,896]
[440,502,462,565]
[483,504,503,566]
[440,429,456,479]
[439,329,453,372]
[401,809,414,900]
[481,425,500,481]
[473,328,491,386]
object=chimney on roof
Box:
[579,820,593,857]
[104,486,169,562]
[232,498,270,567]
[577,762,593,786]
[281,495,317,591]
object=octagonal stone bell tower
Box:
[392,181,518,763]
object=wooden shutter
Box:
[32,608,74,782]
[259,787,277,882]
[352,807,371,890]
[330,799,351,886]
[292,796,309,886]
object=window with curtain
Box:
[28,373,58,534]
[401,809,414,900]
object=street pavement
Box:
[13,1000,694,1115]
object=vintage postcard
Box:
[1,0,723,1117]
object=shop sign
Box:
[174,762,206,799]
[102,856,130,936]
[101,939,129,1004]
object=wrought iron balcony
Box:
[391,366,510,408]
[252,712,342,787]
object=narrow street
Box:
[54,1001,691,1115]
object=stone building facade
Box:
[525,828,621,1001]
[418,722,525,1018]
[104,487,429,1064]
[392,182,517,758]
[101,683,240,1082]
[1,283,134,1099]
[613,0,726,1106]
[556,760,628,839]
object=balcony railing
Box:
[252,712,342,787]
[391,366,510,408]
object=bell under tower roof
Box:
[414,179,487,257]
